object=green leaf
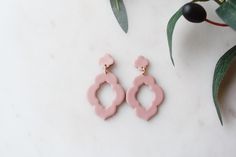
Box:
[213,45,236,125]
[167,9,183,66]
[110,0,128,33]
[216,0,236,30]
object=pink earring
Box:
[87,54,125,120]
[126,56,164,121]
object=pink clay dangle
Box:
[87,54,125,120]
[126,56,164,121]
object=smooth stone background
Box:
[0,0,236,157]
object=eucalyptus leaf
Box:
[213,45,236,125]
[110,0,128,33]
[216,0,236,30]
[167,9,183,66]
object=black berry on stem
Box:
[182,2,207,23]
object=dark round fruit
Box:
[182,2,207,23]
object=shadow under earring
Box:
[126,56,164,121]
[87,54,125,120]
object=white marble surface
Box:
[1,0,236,157]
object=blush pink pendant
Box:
[87,54,125,120]
[126,56,164,121]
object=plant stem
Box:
[205,19,228,27]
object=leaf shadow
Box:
[177,24,236,65]
[178,24,216,61]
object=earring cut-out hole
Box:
[137,84,154,110]
[97,82,115,109]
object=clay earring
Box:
[87,54,125,120]
[126,56,164,121]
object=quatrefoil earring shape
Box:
[126,56,164,121]
[87,54,125,120]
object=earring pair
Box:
[87,54,164,121]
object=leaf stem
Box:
[205,19,228,27]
